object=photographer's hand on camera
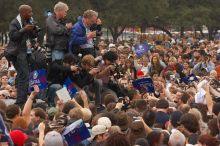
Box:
[65,22,73,29]
[108,65,116,71]
[96,18,102,25]
[87,31,96,39]
[89,68,100,76]
[24,24,35,32]
[71,65,79,73]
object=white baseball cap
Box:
[97,117,112,129]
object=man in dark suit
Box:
[6,5,37,105]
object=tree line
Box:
[0,0,219,45]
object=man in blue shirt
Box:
[69,10,102,57]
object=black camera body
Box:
[29,18,41,34]
[118,97,131,111]
[110,64,124,80]
[90,24,102,36]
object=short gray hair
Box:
[54,2,69,12]
[83,10,98,19]
[169,130,186,146]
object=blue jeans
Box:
[52,50,64,61]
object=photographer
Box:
[96,51,118,84]
[47,54,79,106]
[5,5,38,106]
[95,51,125,97]
[71,55,103,108]
[46,2,72,62]
[69,10,102,57]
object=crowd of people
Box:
[0,1,220,146]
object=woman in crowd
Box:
[182,62,192,76]
[123,59,137,80]
[148,54,164,75]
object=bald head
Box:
[19,5,31,13]
[18,5,32,20]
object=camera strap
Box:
[16,14,23,29]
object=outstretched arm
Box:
[22,85,39,125]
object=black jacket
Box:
[71,68,94,88]
[46,15,70,51]
[6,17,37,58]
[48,60,72,85]
[48,61,94,88]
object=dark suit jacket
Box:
[6,17,36,57]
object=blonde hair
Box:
[68,108,83,120]
[81,108,92,122]
[169,56,177,63]
[83,10,98,19]
[54,2,69,12]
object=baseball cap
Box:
[97,117,112,129]
[44,131,64,146]
[10,130,28,146]
[91,125,108,139]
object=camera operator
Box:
[96,51,118,84]
[46,2,72,62]
[5,5,38,106]
[47,53,79,106]
[69,10,102,58]
[95,51,124,97]
[71,55,103,108]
